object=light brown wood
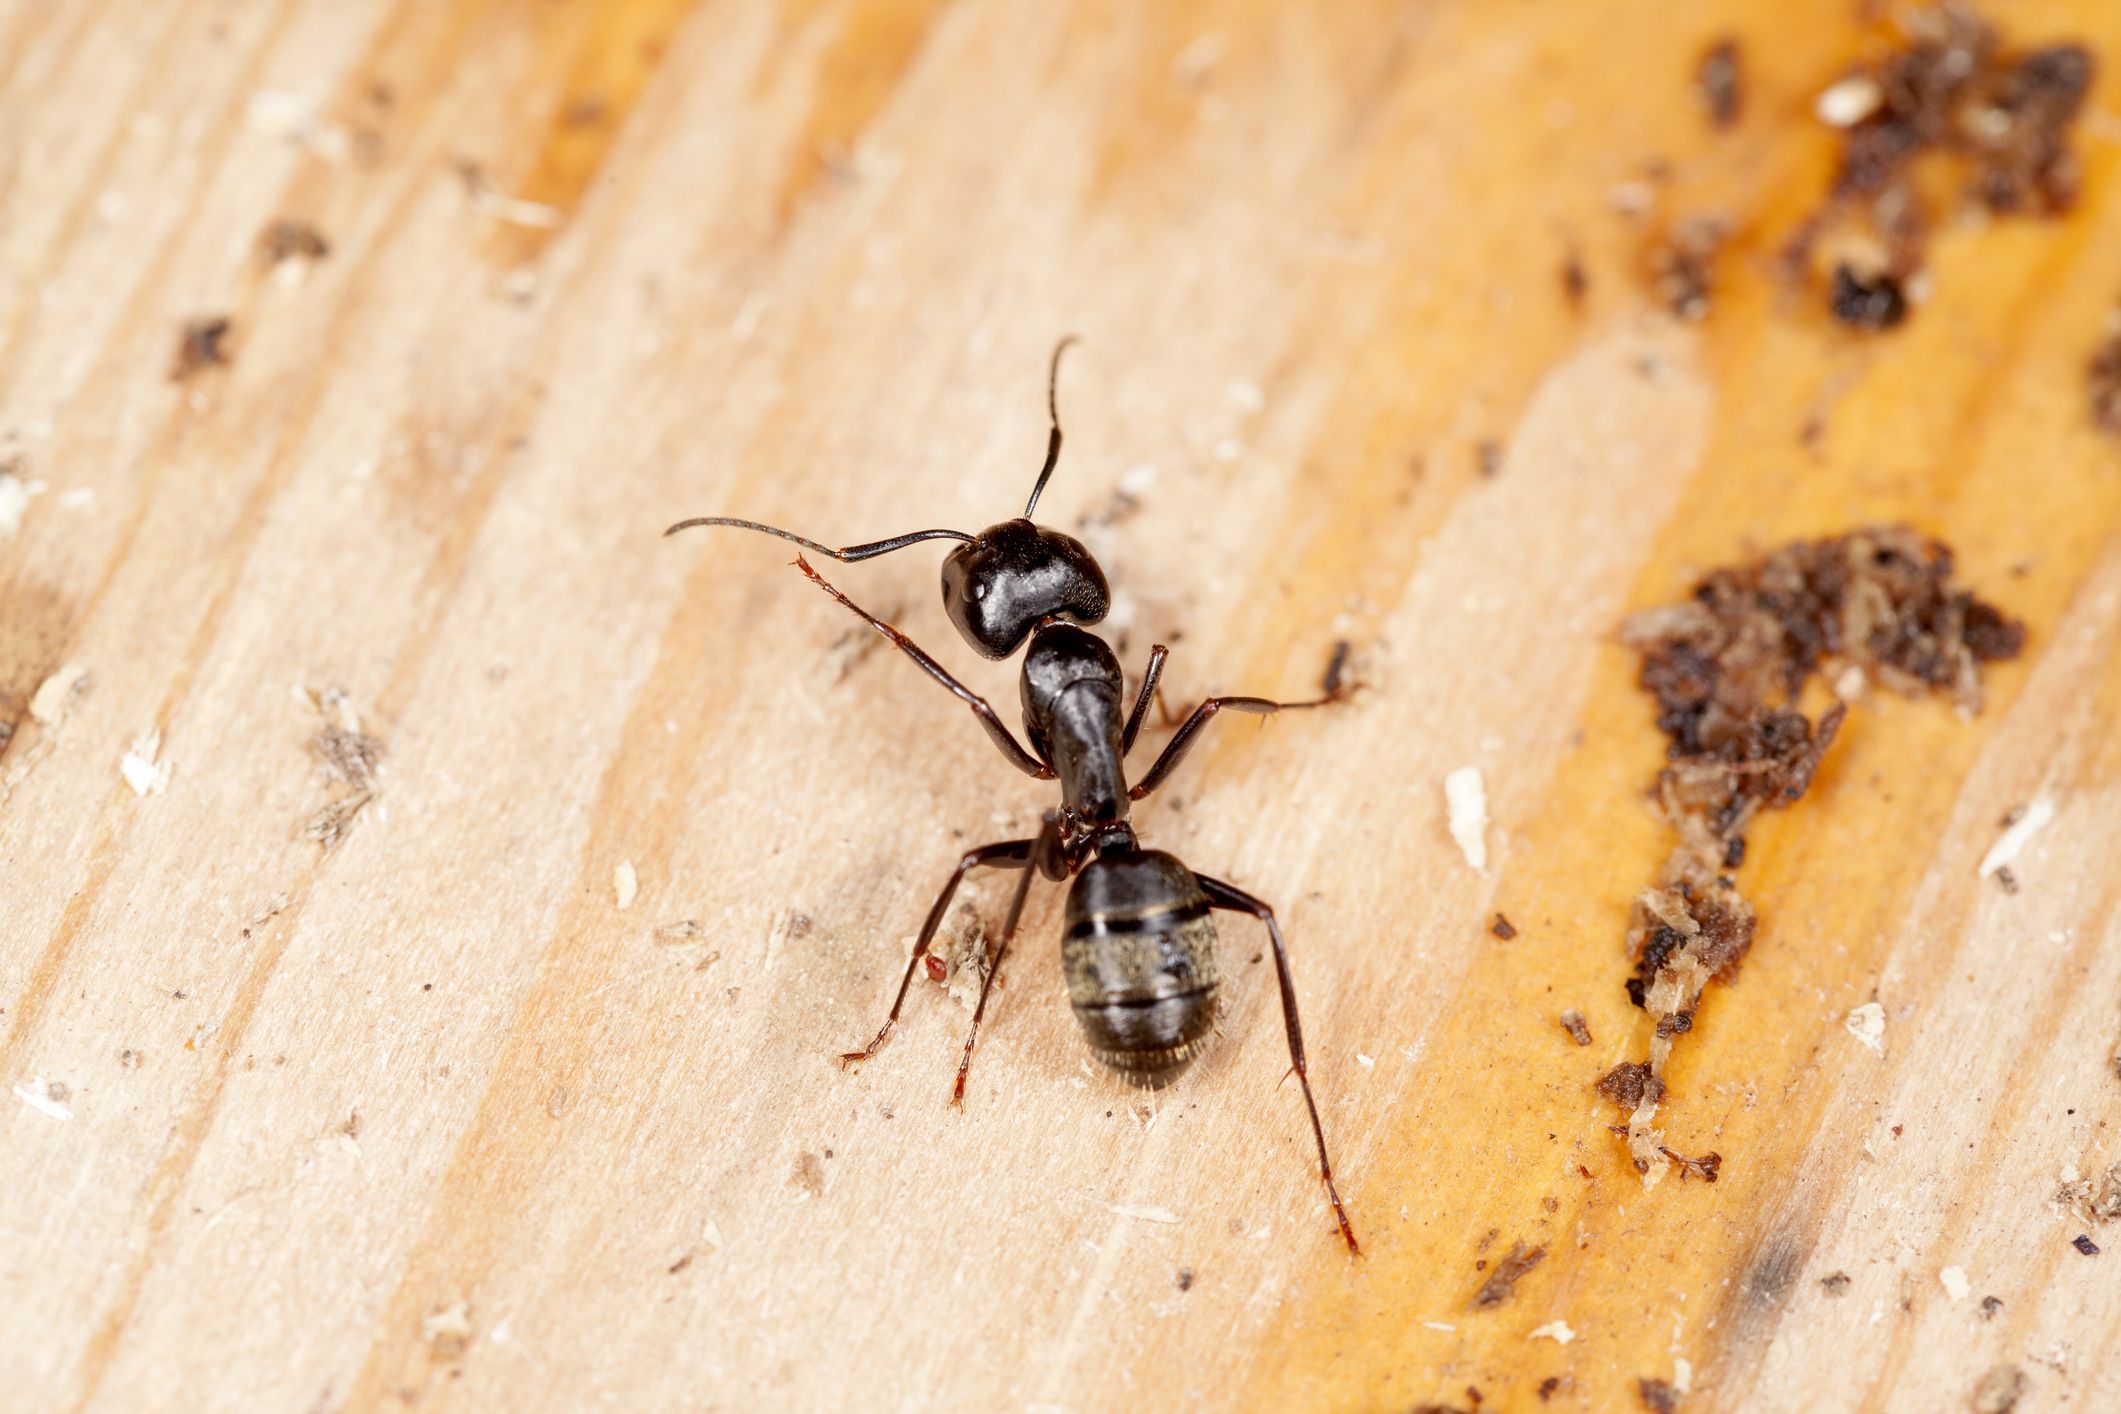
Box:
[5,2,2121,1409]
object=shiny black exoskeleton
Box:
[666,339,1358,1253]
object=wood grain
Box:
[5,2,2121,1409]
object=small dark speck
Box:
[1476,440,1504,478]
[173,990,187,1000]
[1829,264,1907,330]
[1980,1295,2004,1320]
[1820,1270,1851,1296]
[1490,913,1518,940]
[172,316,233,380]
[422,983,433,992]
[1176,1267,1194,1292]
[668,1253,692,1275]
[1249,952,1262,966]
[1994,865,2019,894]
[2074,1233,2100,1256]
[1561,253,1589,308]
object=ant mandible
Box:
[666,339,1359,1253]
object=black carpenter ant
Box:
[666,340,1358,1252]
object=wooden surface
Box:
[5,2,2121,1410]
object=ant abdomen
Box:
[1063,849,1222,1085]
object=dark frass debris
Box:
[1696,38,1744,128]
[1821,1270,1852,1296]
[1972,1363,2028,1414]
[1561,251,1590,308]
[2089,310,2121,441]
[257,218,330,266]
[1829,265,1908,330]
[1638,1376,1682,1413]
[1560,1010,1593,1046]
[1792,5,2093,330]
[2073,1233,2100,1256]
[1322,640,1353,696]
[1604,527,2023,1180]
[1650,217,1726,322]
[172,316,233,380]
[1490,913,1518,940]
[1469,1240,1546,1309]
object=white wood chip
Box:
[614,861,639,910]
[120,729,169,796]
[0,470,30,539]
[1979,798,2055,878]
[12,1082,72,1121]
[1816,75,1883,127]
[1845,1002,1885,1054]
[1529,1320,1576,1344]
[1444,765,1488,871]
[29,663,88,726]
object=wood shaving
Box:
[1940,1264,1971,1300]
[1444,765,1488,871]
[1846,1002,1886,1054]
[120,729,169,796]
[421,1301,473,1360]
[1978,797,2054,878]
[454,159,562,229]
[0,469,29,539]
[305,791,372,849]
[614,861,639,910]
[29,663,89,726]
[11,1081,73,1121]
[1528,1319,1576,1344]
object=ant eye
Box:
[972,580,988,601]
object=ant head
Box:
[665,338,1106,660]
[940,519,1110,659]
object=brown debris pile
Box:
[1790,4,2093,329]
[2089,310,2121,441]
[1603,527,2023,1181]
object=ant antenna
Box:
[663,518,973,561]
[1021,335,1079,520]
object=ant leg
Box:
[1195,873,1359,1256]
[1120,644,1169,753]
[1128,681,1350,800]
[840,838,1035,1068]
[793,556,1054,781]
[950,818,1062,1106]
